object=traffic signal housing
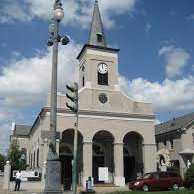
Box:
[66,82,78,113]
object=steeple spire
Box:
[88,0,107,47]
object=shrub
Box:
[185,163,194,181]
[185,164,194,189]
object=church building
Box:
[10,1,156,187]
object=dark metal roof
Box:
[88,0,107,47]
[14,124,31,137]
[155,112,194,135]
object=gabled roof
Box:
[13,124,31,137]
[155,112,194,135]
[88,0,107,47]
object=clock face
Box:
[98,63,108,74]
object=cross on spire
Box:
[88,0,107,47]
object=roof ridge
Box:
[156,112,194,126]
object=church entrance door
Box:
[93,155,104,183]
[124,155,135,183]
[123,132,144,183]
[92,131,114,184]
[60,129,83,188]
[60,155,73,188]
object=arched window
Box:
[37,149,39,167]
[33,151,35,168]
[97,33,103,43]
[31,153,33,168]
[82,76,85,87]
[98,72,108,85]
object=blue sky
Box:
[0,0,194,154]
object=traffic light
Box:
[66,82,78,113]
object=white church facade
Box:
[10,1,156,187]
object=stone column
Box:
[26,151,29,167]
[3,161,11,191]
[41,161,47,191]
[56,139,60,155]
[39,141,44,169]
[114,143,125,186]
[82,141,93,188]
[143,144,157,173]
[43,138,49,162]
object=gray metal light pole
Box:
[50,5,59,151]
[44,1,70,193]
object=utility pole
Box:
[66,82,79,194]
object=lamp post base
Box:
[44,148,63,194]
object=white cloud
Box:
[119,76,194,112]
[0,0,136,28]
[159,45,190,78]
[155,119,161,125]
[0,41,80,154]
[0,42,80,107]
[99,0,136,28]
[0,1,32,23]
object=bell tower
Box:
[77,0,120,91]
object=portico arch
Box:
[60,129,83,186]
[123,131,144,182]
[92,130,114,184]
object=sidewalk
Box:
[0,177,42,194]
[0,177,129,194]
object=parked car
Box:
[128,171,183,192]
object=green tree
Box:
[0,153,5,171]
[8,139,21,170]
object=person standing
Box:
[14,170,22,191]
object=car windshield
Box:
[143,173,152,179]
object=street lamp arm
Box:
[54,0,62,7]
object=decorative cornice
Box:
[77,44,120,59]
[27,107,155,138]
[42,107,155,120]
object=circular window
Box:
[99,93,108,104]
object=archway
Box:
[123,132,143,182]
[60,129,83,186]
[92,130,114,184]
